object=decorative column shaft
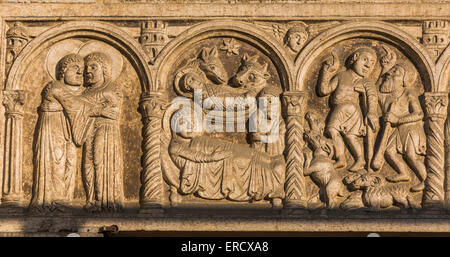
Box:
[139,91,166,210]
[445,97,450,210]
[1,90,25,206]
[423,92,448,208]
[282,91,308,208]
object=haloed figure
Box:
[80,52,124,213]
[378,63,427,192]
[29,54,84,212]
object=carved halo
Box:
[173,63,202,98]
[45,39,84,81]
[45,39,124,81]
[78,40,124,81]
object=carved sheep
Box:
[342,173,420,210]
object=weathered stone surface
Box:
[0,1,449,235]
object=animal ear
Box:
[322,142,332,155]
[262,63,271,80]
[200,48,209,61]
[249,55,259,64]
[323,141,334,158]
[242,53,249,63]
[371,175,382,187]
[210,47,218,57]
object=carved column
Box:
[282,91,308,208]
[445,98,450,210]
[1,90,25,206]
[423,92,448,208]
[139,91,166,211]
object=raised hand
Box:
[322,50,340,74]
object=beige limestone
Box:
[0,1,449,235]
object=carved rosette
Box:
[139,91,166,210]
[282,91,308,208]
[423,92,448,208]
[1,90,25,206]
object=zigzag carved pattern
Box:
[284,115,307,204]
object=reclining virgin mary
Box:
[161,98,286,208]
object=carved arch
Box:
[5,21,153,92]
[436,45,450,92]
[153,20,294,91]
[295,21,436,92]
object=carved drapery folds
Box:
[139,92,166,210]
[282,91,308,208]
[1,17,450,216]
[2,90,25,206]
[423,92,448,208]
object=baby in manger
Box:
[167,96,285,208]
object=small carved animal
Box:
[303,112,345,209]
[231,53,271,95]
[344,173,420,210]
[190,46,228,85]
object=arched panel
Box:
[5,21,152,93]
[295,21,435,92]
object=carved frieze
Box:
[0,2,448,234]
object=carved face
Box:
[198,47,228,85]
[287,31,307,53]
[181,73,204,93]
[63,61,84,86]
[380,65,406,93]
[84,59,105,87]
[352,51,376,77]
[232,54,270,90]
[303,131,322,151]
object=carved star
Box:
[219,38,241,56]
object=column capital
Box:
[139,91,167,119]
[424,92,448,121]
[282,91,308,116]
[2,90,25,117]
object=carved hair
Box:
[283,26,308,46]
[55,53,83,80]
[84,52,112,82]
[345,47,377,69]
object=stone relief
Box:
[0,17,448,219]
[303,38,435,211]
[28,39,125,213]
[161,39,286,208]
[256,21,341,55]
[6,22,30,73]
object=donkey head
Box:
[231,53,271,92]
[196,47,228,85]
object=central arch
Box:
[153,20,294,92]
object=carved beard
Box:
[380,76,394,93]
